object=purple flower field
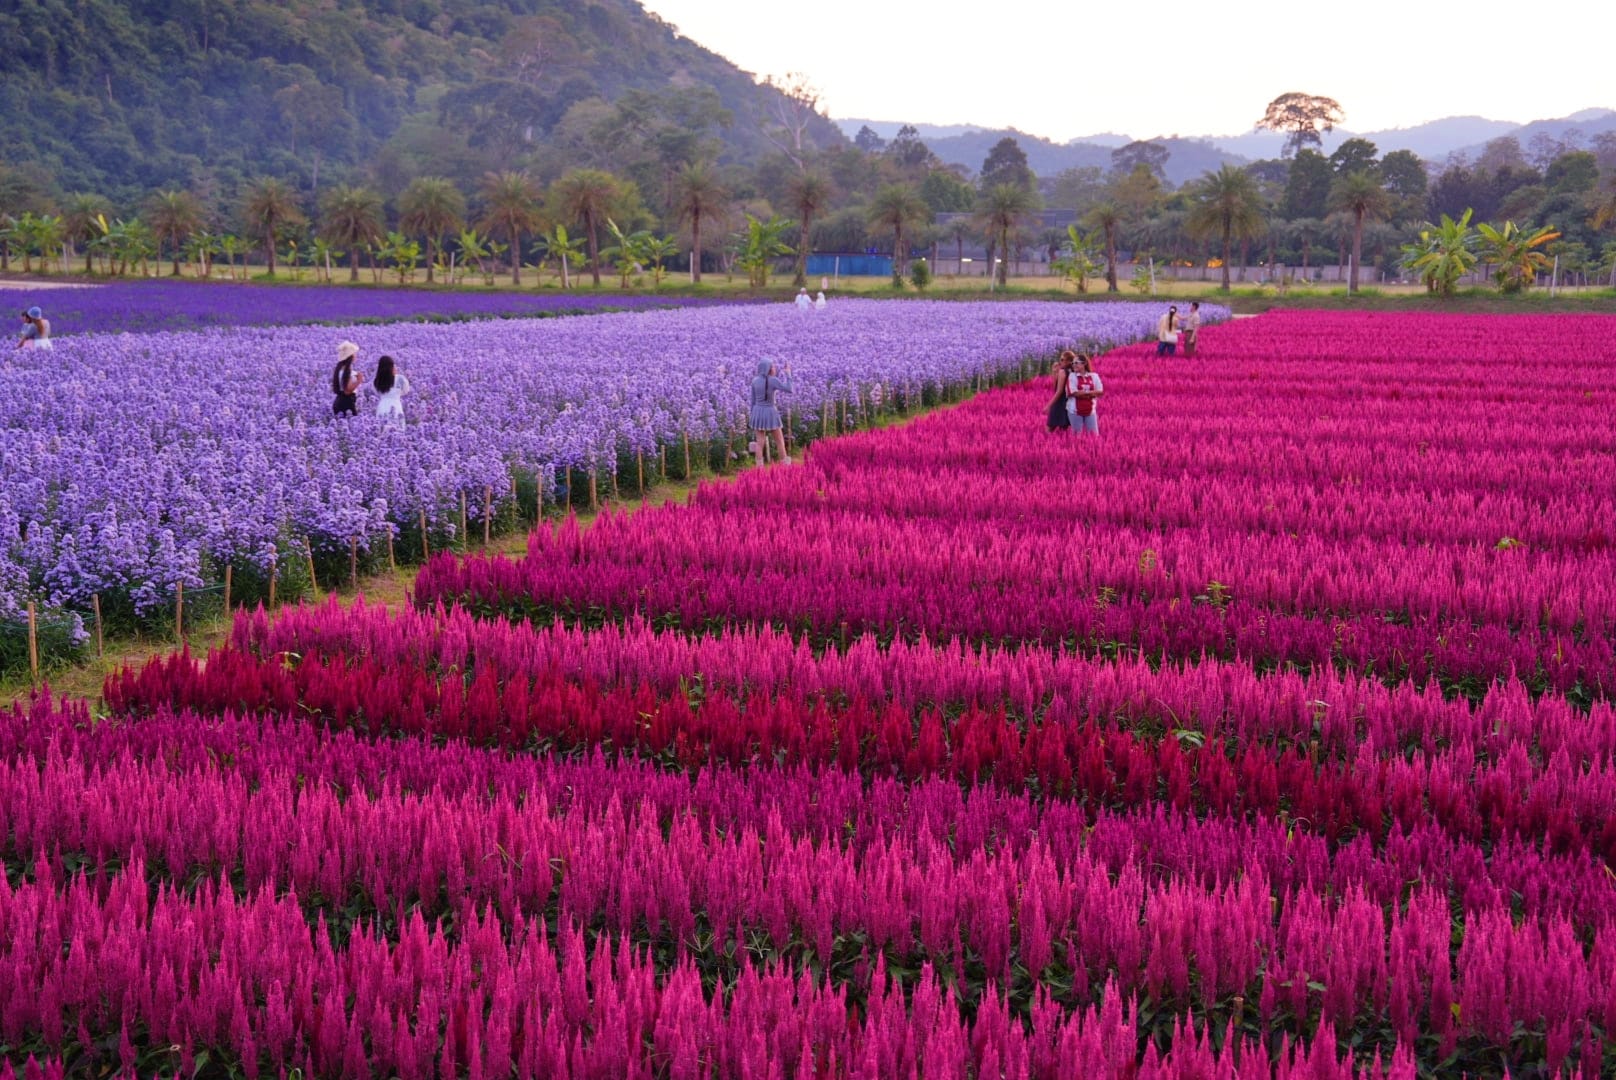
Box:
[0,299,1219,639]
[0,280,753,335]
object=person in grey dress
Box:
[750,358,793,467]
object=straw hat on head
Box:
[337,341,359,361]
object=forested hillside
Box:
[0,0,844,202]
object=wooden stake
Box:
[26,602,38,682]
[637,451,645,498]
[349,537,359,590]
[223,564,232,613]
[175,582,184,642]
[483,486,493,546]
[420,508,430,560]
[459,492,468,548]
[91,594,104,659]
[387,530,396,571]
[659,445,667,481]
[268,554,277,608]
[588,469,599,511]
[305,539,319,600]
[682,432,691,479]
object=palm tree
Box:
[1082,202,1125,292]
[973,184,1037,286]
[1326,171,1392,294]
[318,185,386,282]
[785,172,832,288]
[478,171,542,284]
[398,178,465,284]
[1287,217,1326,275]
[62,193,112,274]
[144,190,206,276]
[242,178,306,278]
[673,162,727,284]
[867,185,930,283]
[1186,166,1267,293]
[552,169,623,288]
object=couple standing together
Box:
[1047,351,1104,435]
[331,341,411,427]
[1156,302,1201,357]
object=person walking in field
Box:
[331,341,363,417]
[14,306,51,351]
[1066,353,1104,435]
[1183,301,1201,358]
[1047,350,1074,432]
[750,358,793,467]
[1155,306,1179,356]
[373,354,411,428]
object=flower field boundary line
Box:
[2,299,1224,671]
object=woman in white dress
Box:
[15,306,51,351]
[373,355,411,428]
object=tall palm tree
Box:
[785,172,832,288]
[478,171,542,284]
[866,184,930,280]
[673,163,727,284]
[1186,166,1268,293]
[62,193,112,274]
[552,169,623,287]
[1327,171,1392,294]
[144,190,206,276]
[242,178,306,278]
[318,185,386,282]
[1082,201,1124,292]
[972,183,1037,286]
[399,177,466,283]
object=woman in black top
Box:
[331,341,362,416]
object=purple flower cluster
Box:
[0,300,1207,622]
[0,281,753,335]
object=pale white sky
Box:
[640,0,1613,139]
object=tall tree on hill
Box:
[1083,201,1125,292]
[1281,149,1334,220]
[786,172,832,288]
[1111,141,1169,180]
[1256,92,1345,157]
[478,171,542,285]
[1187,165,1267,292]
[145,190,206,276]
[399,178,466,284]
[553,169,624,287]
[242,178,306,278]
[974,183,1038,286]
[319,185,385,282]
[867,184,930,275]
[63,193,113,273]
[980,137,1034,191]
[673,162,728,284]
[761,72,822,172]
[1328,171,1392,294]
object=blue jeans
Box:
[1155,340,1176,356]
[1066,401,1099,434]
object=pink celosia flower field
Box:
[7,310,1616,1078]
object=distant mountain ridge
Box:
[836,108,1616,180]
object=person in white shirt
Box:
[814,291,827,310]
[373,354,411,428]
[1065,353,1104,435]
[15,306,51,351]
[1156,306,1179,356]
[794,288,812,311]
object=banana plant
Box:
[379,231,421,283]
[216,234,247,281]
[640,234,680,288]
[1477,220,1561,293]
[601,218,652,288]
[1400,210,1477,297]
[308,237,344,283]
[733,215,795,289]
[542,224,585,289]
[454,228,490,285]
[1051,224,1104,294]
